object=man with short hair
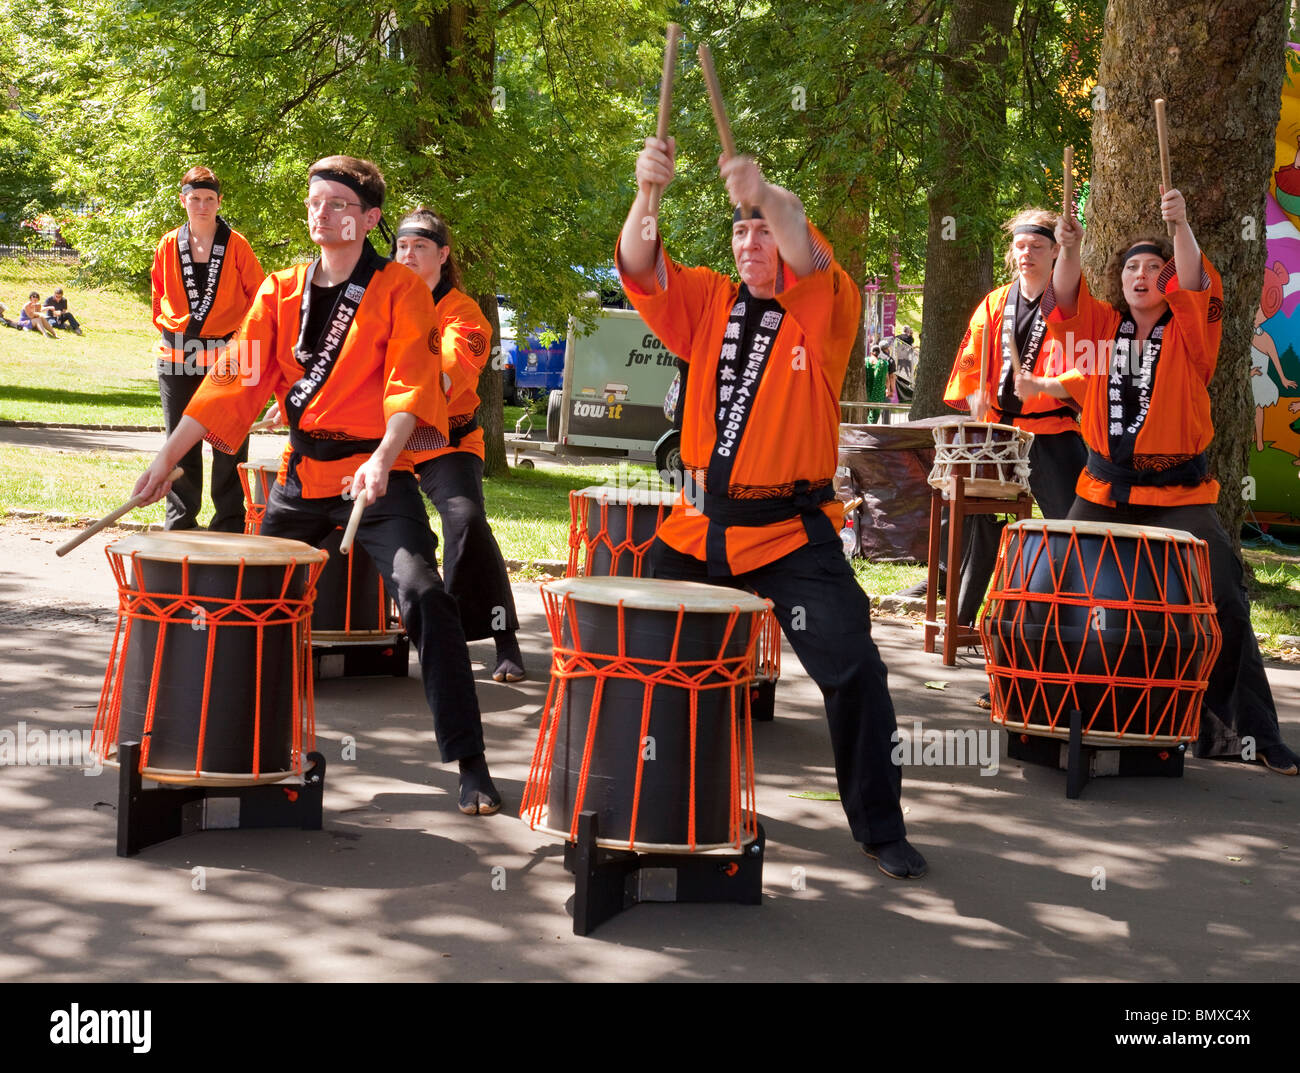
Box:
[132,155,502,814]
[42,288,82,335]
[616,136,927,879]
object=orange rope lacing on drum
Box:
[980,526,1221,742]
[567,490,671,579]
[91,548,323,778]
[520,588,763,852]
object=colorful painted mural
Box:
[1255,50,1300,530]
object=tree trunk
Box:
[403,3,511,476]
[1084,0,1288,546]
[913,0,1016,419]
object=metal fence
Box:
[0,245,79,262]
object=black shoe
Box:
[1261,742,1300,776]
[975,691,992,710]
[895,579,928,599]
[862,839,928,879]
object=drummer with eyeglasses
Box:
[1016,186,1300,776]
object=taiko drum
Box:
[980,519,1221,746]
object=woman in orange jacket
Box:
[151,165,264,531]
[394,208,526,683]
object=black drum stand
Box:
[312,635,409,679]
[114,741,326,857]
[1007,709,1186,799]
[563,810,765,936]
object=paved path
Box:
[0,515,1297,983]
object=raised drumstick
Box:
[339,489,369,556]
[1063,145,1074,221]
[55,467,183,557]
[648,23,680,219]
[697,42,753,219]
[1154,98,1175,236]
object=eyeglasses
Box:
[304,197,363,215]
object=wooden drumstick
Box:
[339,489,368,556]
[55,467,183,557]
[1063,145,1074,220]
[1154,98,1175,236]
[647,22,680,219]
[698,42,753,219]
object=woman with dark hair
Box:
[18,292,57,337]
[152,165,264,532]
[1016,186,1300,776]
[394,207,526,683]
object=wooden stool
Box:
[924,476,1032,666]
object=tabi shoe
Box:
[862,838,928,879]
[1261,742,1300,776]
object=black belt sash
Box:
[177,217,231,337]
[289,427,382,462]
[449,411,479,447]
[1086,449,1209,504]
[688,472,837,575]
[285,240,385,429]
[993,403,1079,424]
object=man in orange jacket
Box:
[617,137,926,879]
[133,155,502,814]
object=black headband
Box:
[395,225,447,245]
[1012,224,1056,242]
[310,169,381,208]
[1124,243,1166,262]
[181,179,221,194]
[733,206,765,222]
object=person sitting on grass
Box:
[18,292,57,337]
[0,302,18,329]
[42,288,82,335]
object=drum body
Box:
[239,463,395,643]
[92,532,327,784]
[567,485,677,578]
[522,577,768,851]
[928,421,1033,499]
[980,520,1222,746]
[566,484,781,691]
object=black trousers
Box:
[261,473,485,763]
[956,429,1087,626]
[651,536,906,845]
[1064,498,1287,758]
[157,364,248,532]
[415,452,519,641]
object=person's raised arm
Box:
[1162,186,1201,290]
[618,137,675,292]
[1052,213,1084,317]
[721,155,814,278]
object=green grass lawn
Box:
[1,260,164,426]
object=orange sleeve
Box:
[616,234,726,362]
[185,274,284,453]
[440,291,492,405]
[771,225,861,389]
[1162,252,1221,382]
[150,238,166,333]
[381,270,446,432]
[943,290,1001,410]
[233,234,265,312]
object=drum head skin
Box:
[543,575,770,615]
[573,484,681,508]
[1006,518,1200,545]
[108,531,329,566]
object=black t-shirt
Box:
[301,280,345,354]
[44,295,67,313]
